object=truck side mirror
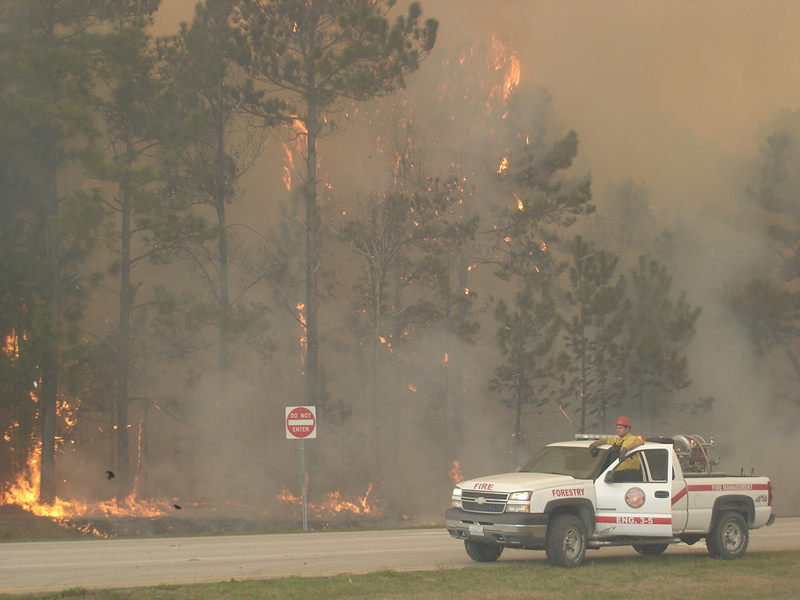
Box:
[604,471,614,484]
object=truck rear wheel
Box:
[706,511,749,560]
[464,539,503,562]
[545,514,586,568]
[632,543,669,555]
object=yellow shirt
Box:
[599,433,642,471]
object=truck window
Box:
[520,446,603,479]
[642,448,669,482]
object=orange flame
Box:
[281,118,308,191]
[4,331,19,358]
[489,34,521,103]
[449,461,463,484]
[282,143,294,190]
[497,156,508,174]
[277,483,387,518]
[297,303,307,368]
[2,447,176,536]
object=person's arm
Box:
[619,436,643,458]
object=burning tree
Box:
[335,176,479,480]
[0,0,158,503]
[235,0,439,420]
[487,112,594,463]
[346,36,525,476]
[337,191,413,480]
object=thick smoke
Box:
[82,0,800,519]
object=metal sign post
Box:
[286,406,316,531]
[299,438,307,531]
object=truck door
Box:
[594,447,674,537]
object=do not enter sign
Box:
[286,406,316,439]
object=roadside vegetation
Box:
[3,550,799,600]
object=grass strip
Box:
[4,550,799,600]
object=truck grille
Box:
[461,490,509,513]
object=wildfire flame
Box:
[277,483,387,518]
[2,448,404,536]
[3,330,19,358]
[297,302,307,370]
[281,118,307,191]
[282,143,294,190]
[449,461,463,484]
[490,34,521,104]
[497,156,508,174]
[2,447,176,536]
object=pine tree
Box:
[559,236,628,432]
[235,0,438,417]
[156,0,284,466]
[488,123,593,456]
[0,0,157,503]
[733,108,800,408]
[489,282,562,469]
[623,256,700,431]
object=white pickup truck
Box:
[445,435,774,567]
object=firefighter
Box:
[589,416,644,482]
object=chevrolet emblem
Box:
[476,496,486,504]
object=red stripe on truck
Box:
[671,485,687,505]
[688,483,769,492]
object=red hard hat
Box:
[615,416,632,427]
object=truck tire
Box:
[706,511,749,560]
[545,514,587,568]
[632,543,669,555]
[464,539,503,562]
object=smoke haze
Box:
[120,0,800,517]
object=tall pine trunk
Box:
[39,148,60,505]
[215,109,231,457]
[116,180,133,502]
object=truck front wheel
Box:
[706,511,749,560]
[464,539,503,562]
[545,514,587,568]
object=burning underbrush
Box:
[1,491,420,539]
[2,465,419,538]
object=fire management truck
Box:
[445,434,774,567]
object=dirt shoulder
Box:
[0,504,96,541]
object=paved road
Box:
[1,518,798,594]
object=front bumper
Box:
[445,508,549,550]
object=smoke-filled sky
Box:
[147,0,800,513]
[156,0,800,181]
